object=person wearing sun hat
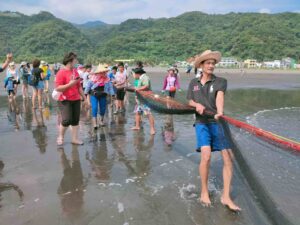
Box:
[85,63,114,128]
[19,61,31,98]
[187,50,241,211]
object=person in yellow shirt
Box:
[40,61,49,92]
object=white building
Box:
[217,57,239,68]
[263,60,281,68]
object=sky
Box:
[0,0,299,24]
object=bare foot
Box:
[221,197,241,212]
[72,140,84,145]
[150,129,156,135]
[57,137,64,146]
[199,193,211,207]
[131,127,140,130]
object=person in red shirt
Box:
[55,52,85,145]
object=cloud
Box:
[0,0,299,23]
[259,8,271,14]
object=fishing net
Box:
[134,90,194,115]
[127,87,300,224]
[128,88,300,152]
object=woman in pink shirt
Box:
[162,67,181,98]
[55,52,85,146]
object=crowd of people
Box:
[0,53,162,143]
[0,50,240,212]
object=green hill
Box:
[0,11,92,62]
[90,11,300,63]
[0,11,299,64]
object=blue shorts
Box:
[33,81,44,90]
[195,122,230,152]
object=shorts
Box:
[195,122,230,152]
[116,88,125,100]
[58,100,81,127]
[168,91,176,98]
[7,90,15,96]
[22,75,29,85]
[134,104,151,116]
[33,81,44,90]
[13,80,20,85]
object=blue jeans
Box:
[90,95,107,117]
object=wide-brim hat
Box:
[94,64,109,74]
[167,66,175,72]
[194,50,221,68]
[20,61,27,66]
[132,67,146,75]
[9,62,15,67]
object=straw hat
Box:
[194,50,221,68]
[94,64,109,74]
[9,61,15,67]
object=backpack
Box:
[28,71,38,86]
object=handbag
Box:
[52,89,62,101]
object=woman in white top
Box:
[113,62,127,114]
[6,62,20,95]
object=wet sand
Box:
[142,67,300,91]
[0,67,299,225]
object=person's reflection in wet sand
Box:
[32,109,47,153]
[108,114,139,175]
[43,105,51,121]
[0,160,24,209]
[108,114,154,180]
[22,98,33,130]
[162,115,176,147]
[86,128,115,182]
[7,97,21,131]
[57,146,86,222]
[42,93,52,122]
[43,92,51,109]
[133,131,154,177]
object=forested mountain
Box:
[0,10,299,64]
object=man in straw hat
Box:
[187,50,241,211]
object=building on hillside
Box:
[114,59,135,62]
[263,60,281,68]
[244,59,258,68]
[217,57,240,68]
[281,57,296,69]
